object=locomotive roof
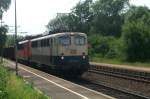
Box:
[18,40,29,44]
[30,32,86,42]
[18,32,86,44]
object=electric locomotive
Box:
[17,32,89,75]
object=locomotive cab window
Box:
[74,36,86,45]
[59,36,71,46]
[18,44,23,50]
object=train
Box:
[4,32,89,75]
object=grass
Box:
[0,64,49,99]
[90,56,150,68]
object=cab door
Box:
[49,38,53,63]
[50,37,58,65]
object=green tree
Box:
[5,35,15,47]
[91,0,129,36]
[0,26,8,62]
[72,0,93,33]
[0,0,11,62]
[47,0,93,34]
[0,0,11,19]
[47,13,78,33]
[47,14,69,33]
[122,6,150,61]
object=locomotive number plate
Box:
[70,50,77,54]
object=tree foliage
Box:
[0,0,11,62]
[5,35,15,47]
[122,6,150,61]
[0,0,11,19]
[47,0,129,37]
[47,0,93,34]
[47,13,80,33]
[91,0,129,36]
[72,0,93,33]
[47,14,69,33]
[89,34,123,58]
[0,26,8,59]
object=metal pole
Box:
[15,0,18,75]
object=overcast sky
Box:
[3,0,150,36]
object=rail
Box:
[88,63,150,99]
[90,64,150,81]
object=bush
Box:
[0,65,9,99]
[105,49,117,58]
[6,75,48,99]
[88,34,124,59]
[122,21,150,61]
[88,34,109,57]
[0,65,48,99]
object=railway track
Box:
[88,79,149,99]
[67,76,149,99]
[84,73,150,99]
[84,65,150,99]
[90,64,150,80]
[89,69,150,83]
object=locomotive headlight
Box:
[61,56,64,60]
[82,52,86,59]
[83,56,86,59]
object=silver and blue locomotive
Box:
[18,32,89,75]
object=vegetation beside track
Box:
[0,64,49,99]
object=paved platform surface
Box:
[91,62,150,73]
[5,60,115,99]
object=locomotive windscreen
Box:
[59,36,71,45]
[74,36,86,45]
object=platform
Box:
[91,62,150,73]
[5,60,115,99]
